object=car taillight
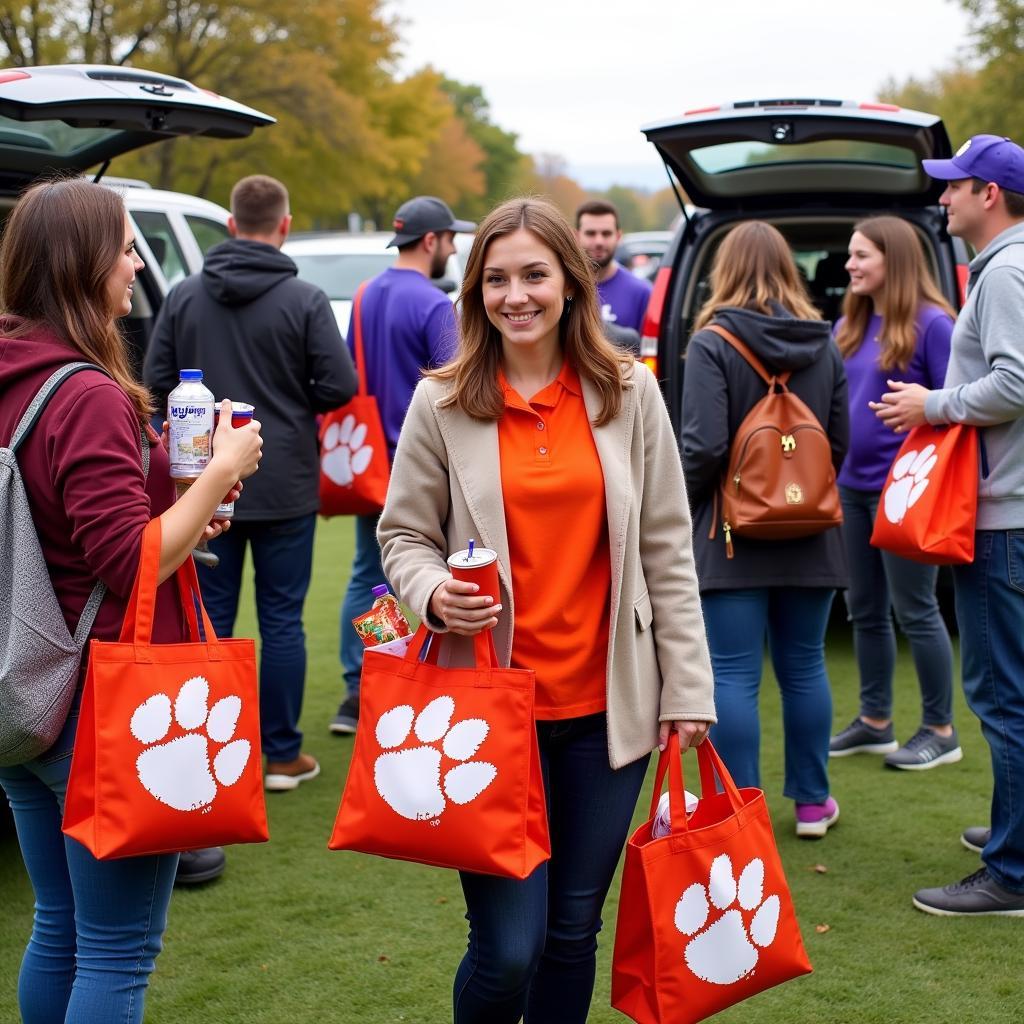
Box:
[639,266,671,377]
[0,71,30,85]
[956,263,969,307]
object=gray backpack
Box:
[0,362,149,766]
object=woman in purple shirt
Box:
[829,215,960,770]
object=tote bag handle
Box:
[649,733,744,836]
[119,519,222,655]
[399,623,498,677]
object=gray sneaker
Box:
[913,867,1024,916]
[829,717,898,757]
[329,695,359,735]
[961,826,991,854]
[884,727,963,771]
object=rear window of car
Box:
[691,140,919,174]
[290,252,395,300]
[132,210,188,286]
[185,215,229,255]
[0,115,119,155]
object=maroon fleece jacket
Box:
[1,322,187,648]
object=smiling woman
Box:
[376,196,716,1024]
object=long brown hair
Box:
[431,196,631,426]
[835,215,955,372]
[0,178,152,419]
[693,220,822,330]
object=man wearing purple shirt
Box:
[332,196,475,734]
[575,199,653,333]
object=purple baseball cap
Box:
[922,134,1024,194]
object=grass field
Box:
[1,516,1021,1023]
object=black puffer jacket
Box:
[680,304,849,592]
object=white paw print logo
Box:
[373,696,496,821]
[130,676,251,813]
[883,444,937,525]
[674,854,780,985]
[321,414,374,487]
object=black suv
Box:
[636,99,969,431]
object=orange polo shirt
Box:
[497,361,611,720]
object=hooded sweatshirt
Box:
[144,238,358,521]
[924,221,1024,529]
[0,324,187,652]
[680,305,849,591]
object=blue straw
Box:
[468,539,475,561]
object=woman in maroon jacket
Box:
[0,179,262,1023]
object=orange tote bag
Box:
[318,282,391,517]
[63,519,269,859]
[870,423,978,564]
[612,735,811,1024]
[329,625,550,878]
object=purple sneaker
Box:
[795,796,840,839]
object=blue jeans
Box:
[953,530,1024,893]
[840,487,954,725]
[198,512,317,762]
[453,713,648,1024]
[339,512,387,700]
[702,587,835,803]
[0,700,177,1024]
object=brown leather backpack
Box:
[707,325,842,558]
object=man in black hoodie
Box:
[145,175,357,813]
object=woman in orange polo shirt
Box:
[378,197,716,1024]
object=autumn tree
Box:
[0,1,484,227]
[882,1,1024,148]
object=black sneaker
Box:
[174,847,226,886]
[961,826,992,854]
[829,717,898,757]
[913,867,1024,916]
[884,727,963,771]
[330,695,359,735]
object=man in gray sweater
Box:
[876,134,1024,916]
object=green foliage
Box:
[3,520,1022,1022]
[882,0,1024,148]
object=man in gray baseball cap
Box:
[387,195,476,248]
[332,196,475,736]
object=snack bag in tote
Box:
[62,519,269,859]
[870,422,978,564]
[318,282,391,516]
[329,625,550,878]
[612,736,811,1024]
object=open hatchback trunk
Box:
[642,99,954,211]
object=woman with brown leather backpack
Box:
[681,220,849,839]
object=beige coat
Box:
[378,361,715,769]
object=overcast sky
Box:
[390,0,974,189]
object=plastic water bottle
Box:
[168,369,214,484]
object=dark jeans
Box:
[953,530,1024,892]
[339,512,387,700]
[453,713,648,1024]
[198,512,317,762]
[0,700,177,1024]
[840,486,954,725]
[702,587,835,803]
